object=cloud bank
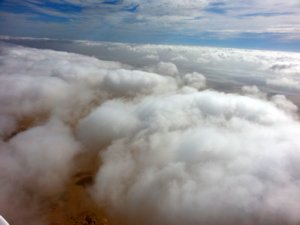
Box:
[1,42,300,225]
[3,38,300,96]
[73,40,300,96]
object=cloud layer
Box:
[1,42,300,225]
[3,38,300,96]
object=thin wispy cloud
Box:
[0,0,299,49]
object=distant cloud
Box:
[266,77,300,92]
[238,12,294,18]
[183,72,207,89]
[145,61,179,76]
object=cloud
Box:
[145,61,179,76]
[241,85,267,99]
[88,90,300,225]
[77,100,141,148]
[1,42,300,225]
[0,119,81,225]
[183,72,206,89]
[65,40,300,95]
[1,0,300,43]
[0,42,128,121]
[271,94,298,117]
[4,38,300,94]
[266,77,300,92]
[8,118,80,192]
[102,69,177,96]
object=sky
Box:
[1,0,300,50]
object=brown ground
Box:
[47,151,111,225]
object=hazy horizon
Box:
[2,35,300,53]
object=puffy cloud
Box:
[156,61,179,76]
[21,39,299,95]
[145,61,179,76]
[102,69,177,97]
[1,42,300,225]
[77,100,140,148]
[0,75,92,119]
[0,42,178,224]
[241,86,298,117]
[271,95,298,117]
[0,42,177,124]
[183,72,206,89]
[89,90,300,225]
[0,42,127,122]
[6,39,300,97]
[241,85,267,99]
[8,119,80,192]
[266,77,300,92]
[0,119,81,225]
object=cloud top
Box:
[1,42,300,225]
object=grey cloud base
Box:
[1,42,300,225]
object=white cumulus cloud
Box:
[0,42,300,225]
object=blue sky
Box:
[0,0,300,51]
